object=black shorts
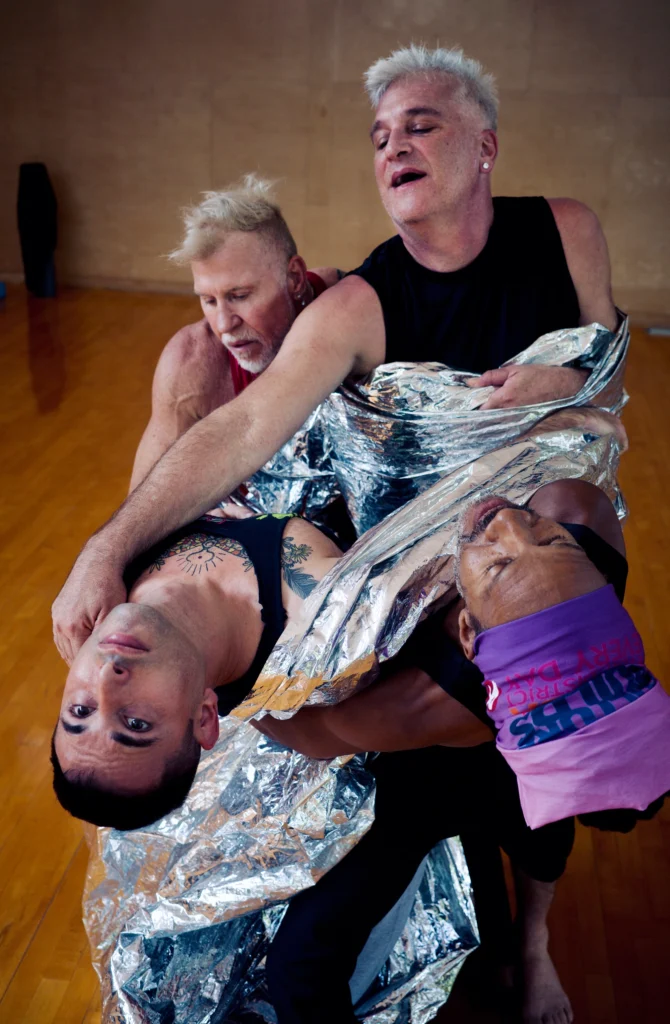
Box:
[371,744,575,884]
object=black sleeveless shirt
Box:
[126,513,294,715]
[352,196,580,373]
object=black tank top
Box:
[126,514,294,715]
[352,196,580,373]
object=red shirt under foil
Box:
[229,271,328,396]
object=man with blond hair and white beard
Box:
[54,44,620,1022]
[130,175,340,492]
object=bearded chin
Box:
[234,349,272,373]
[235,336,284,374]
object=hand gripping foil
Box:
[83,318,628,1023]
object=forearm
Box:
[253,668,491,759]
[86,305,367,566]
[92,404,260,565]
[253,708,357,760]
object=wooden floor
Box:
[1,285,669,1024]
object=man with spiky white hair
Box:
[54,44,617,1023]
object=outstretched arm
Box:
[52,276,384,663]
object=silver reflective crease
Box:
[84,317,629,1023]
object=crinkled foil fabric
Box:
[84,723,477,1023]
[235,318,629,720]
[229,404,341,524]
[85,318,628,1023]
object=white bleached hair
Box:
[168,174,297,264]
[364,44,498,130]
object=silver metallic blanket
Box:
[84,318,629,1023]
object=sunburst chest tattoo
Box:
[148,533,253,576]
[281,536,319,598]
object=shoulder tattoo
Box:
[281,536,318,598]
[148,533,252,576]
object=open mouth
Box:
[460,498,511,543]
[471,498,510,530]
[391,170,427,189]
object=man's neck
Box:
[397,193,494,273]
[129,572,263,688]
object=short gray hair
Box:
[364,44,498,130]
[168,174,298,265]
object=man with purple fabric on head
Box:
[456,486,670,832]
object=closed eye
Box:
[485,558,512,575]
[537,536,582,549]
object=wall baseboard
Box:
[0,270,193,297]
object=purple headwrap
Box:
[472,586,670,828]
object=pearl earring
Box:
[482,162,490,170]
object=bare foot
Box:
[522,946,573,1024]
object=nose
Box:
[485,507,536,546]
[385,129,412,162]
[215,304,242,336]
[98,656,131,683]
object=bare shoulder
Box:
[547,197,601,234]
[546,198,617,330]
[273,273,385,379]
[279,516,342,605]
[529,480,625,555]
[547,198,610,275]
[310,272,379,308]
[282,515,343,559]
[309,266,344,287]
[153,318,232,403]
[158,319,224,374]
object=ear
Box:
[458,607,478,662]
[286,254,309,300]
[194,688,220,750]
[480,129,498,170]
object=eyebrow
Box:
[59,718,157,748]
[370,106,443,139]
[111,732,157,748]
[61,719,85,735]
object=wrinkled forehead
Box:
[54,722,168,789]
[460,539,603,627]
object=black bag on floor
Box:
[17,162,57,297]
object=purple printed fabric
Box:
[473,585,647,750]
[472,585,670,827]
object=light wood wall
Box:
[2,0,669,318]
